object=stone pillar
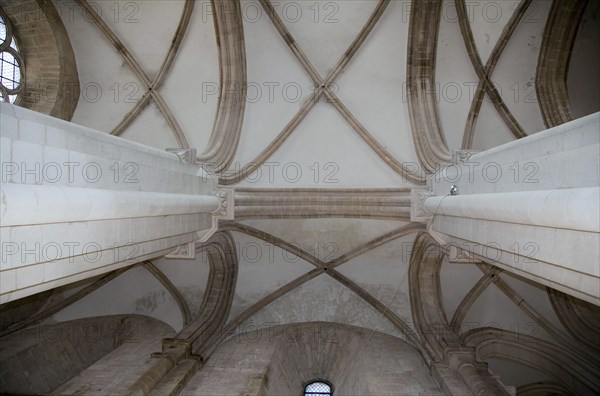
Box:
[420,113,600,305]
[0,103,233,303]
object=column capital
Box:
[411,188,433,223]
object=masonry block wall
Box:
[182,322,442,396]
[0,0,80,120]
[0,314,174,394]
[54,315,174,395]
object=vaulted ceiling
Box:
[1,0,599,392]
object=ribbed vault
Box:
[1,0,598,394]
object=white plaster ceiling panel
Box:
[462,282,556,344]
[119,101,180,149]
[334,0,419,166]
[239,273,405,340]
[154,251,211,320]
[499,272,566,334]
[55,0,142,134]
[92,0,185,79]
[485,357,553,388]
[227,231,315,322]
[436,0,479,151]
[334,235,415,326]
[236,103,413,188]
[439,259,482,320]
[493,0,549,135]
[233,5,314,167]
[240,218,408,261]
[47,265,181,332]
[467,0,519,64]
[161,5,220,152]
[567,1,600,119]
[272,0,377,76]
[471,97,515,150]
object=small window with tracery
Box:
[304,381,332,396]
[0,8,23,104]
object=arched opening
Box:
[0,0,79,120]
[304,380,333,396]
[0,7,23,104]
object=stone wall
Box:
[0,314,173,394]
[182,322,442,396]
[0,0,79,120]
[53,315,175,395]
[0,289,52,332]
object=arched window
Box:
[0,8,24,104]
[304,381,332,396]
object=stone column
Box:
[419,113,600,305]
[0,103,233,303]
